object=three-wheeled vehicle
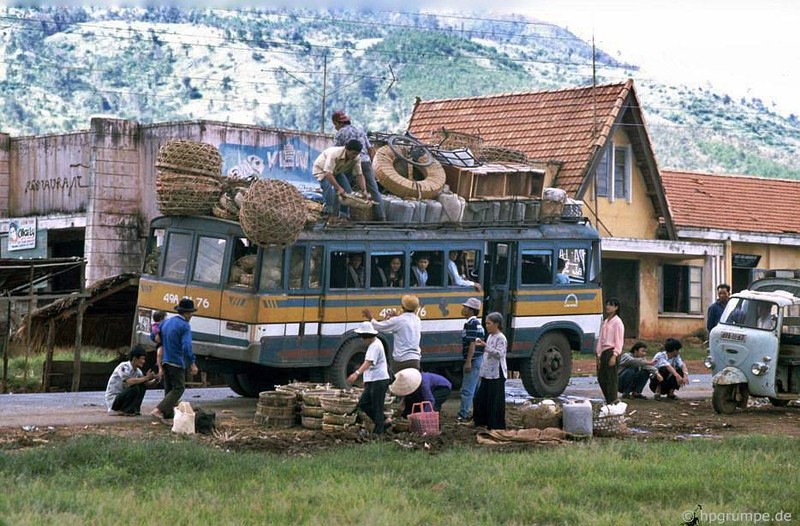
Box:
[705,275,800,414]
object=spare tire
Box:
[373,144,446,200]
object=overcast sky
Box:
[489,0,800,117]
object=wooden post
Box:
[1,296,9,393]
[24,262,34,384]
[42,317,55,392]
[70,262,86,393]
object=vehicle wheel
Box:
[520,333,572,397]
[736,384,750,409]
[235,372,276,398]
[769,397,790,407]
[224,373,249,397]
[373,145,445,200]
[325,338,367,388]
[712,384,739,414]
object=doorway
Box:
[601,258,640,339]
[48,228,85,292]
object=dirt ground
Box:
[2,359,799,454]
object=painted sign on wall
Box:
[7,217,37,251]
[220,137,322,193]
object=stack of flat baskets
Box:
[299,387,341,430]
[155,140,223,216]
[254,390,297,428]
[319,393,360,432]
[239,179,307,246]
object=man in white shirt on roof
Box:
[312,139,367,220]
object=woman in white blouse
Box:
[472,311,508,430]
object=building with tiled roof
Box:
[662,169,800,292]
[408,80,726,340]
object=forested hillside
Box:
[1,6,798,177]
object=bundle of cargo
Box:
[540,187,568,222]
[382,186,465,224]
[239,179,307,246]
[373,140,446,200]
[254,390,297,428]
[212,177,252,221]
[155,140,224,216]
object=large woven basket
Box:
[156,169,223,216]
[156,140,223,177]
[319,394,359,414]
[239,179,307,246]
[258,391,297,407]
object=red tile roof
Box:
[407,80,634,195]
[661,170,800,235]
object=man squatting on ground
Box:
[104,345,157,416]
[617,341,663,400]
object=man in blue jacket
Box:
[151,299,199,422]
[706,283,730,333]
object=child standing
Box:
[150,310,166,379]
[347,321,390,434]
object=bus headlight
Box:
[750,362,769,376]
[703,356,714,369]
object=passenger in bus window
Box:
[386,256,404,287]
[447,251,482,292]
[411,255,429,287]
[346,253,366,288]
[556,258,570,284]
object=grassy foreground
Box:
[1,435,797,526]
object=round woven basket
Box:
[301,389,341,407]
[239,179,307,246]
[319,395,359,414]
[255,403,295,418]
[156,169,223,216]
[593,414,627,437]
[322,412,358,425]
[258,391,297,407]
[156,140,223,177]
[301,415,323,430]
[300,404,325,418]
[392,419,411,432]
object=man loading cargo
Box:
[312,139,367,221]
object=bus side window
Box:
[371,252,405,288]
[143,228,165,275]
[193,237,227,284]
[558,248,587,285]
[521,250,553,285]
[259,247,284,290]
[289,246,306,290]
[228,237,257,288]
[329,251,348,289]
[163,232,193,281]
[309,246,322,289]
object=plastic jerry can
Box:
[562,399,593,437]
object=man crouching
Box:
[104,345,157,416]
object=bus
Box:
[134,215,603,397]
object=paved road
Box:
[0,375,713,429]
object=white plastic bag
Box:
[171,401,196,434]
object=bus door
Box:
[186,234,228,344]
[287,244,325,360]
[485,241,517,340]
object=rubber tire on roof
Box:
[373,144,445,200]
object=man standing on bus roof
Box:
[332,110,386,221]
[363,294,422,373]
[706,283,731,333]
[312,139,366,221]
[151,298,199,423]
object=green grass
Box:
[0,435,797,525]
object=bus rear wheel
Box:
[225,372,275,398]
[520,333,572,397]
[224,373,249,397]
[325,338,366,388]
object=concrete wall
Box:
[84,118,143,284]
[0,133,9,218]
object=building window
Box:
[662,264,702,314]
[594,144,631,201]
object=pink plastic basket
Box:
[408,401,440,435]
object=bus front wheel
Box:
[520,333,572,397]
[325,339,366,388]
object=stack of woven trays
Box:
[299,387,342,430]
[254,390,297,428]
[319,393,360,432]
[156,140,223,216]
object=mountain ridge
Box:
[1,6,798,178]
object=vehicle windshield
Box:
[720,297,778,331]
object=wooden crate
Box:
[444,162,545,201]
